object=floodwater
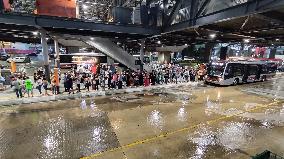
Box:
[0,79,283,159]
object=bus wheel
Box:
[233,79,239,86]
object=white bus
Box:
[205,60,277,85]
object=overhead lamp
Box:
[209,33,216,39]
[90,37,94,40]
[157,40,161,44]
[185,43,188,46]
[32,31,38,35]
[276,38,280,41]
[82,4,88,10]
[243,39,250,43]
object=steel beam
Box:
[164,0,183,27]
[164,0,284,33]
[195,0,211,18]
[0,13,160,36]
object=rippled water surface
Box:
[0,82,283,159]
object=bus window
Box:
[224,64,233,79]
[248,65,258,75]
[233,65,243,76]
[208,65,225,77]
[261,65,268,74]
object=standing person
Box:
[144,72,150,87]
[11,77,23,98]
[125,71,130,87]
[76,75,81,93]
[184,69,189,82]
[25,77,33,97]
[164,70,169,84]
[94,74,100,91]
[51,76,57,95]
[33,73,37,83]
[150,70,156,86]
[112,72,118,89]
[139,70,144,86]
[108,70,112,89]
[36,77,43,95]
[66,75,73,94]
[63,73,68,92]
[85,77,91,92]
[42,77,49,96]
[117,73,123,89]
[20,77,26,97]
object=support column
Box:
[140,39,145,71]
[204,43,215,63]
[107,56,114,65]
[54,38,60,69]
[269,47,276,59]
[158,52,170,64]
[40,30,50,82]
[54,38,60,93]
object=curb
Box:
[0,82,201,106]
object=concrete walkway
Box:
[0,82,201,106]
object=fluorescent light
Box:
[82,4,88,10]
[32,31,38,35]
[90,37,94,40]
[209,33,216,39]
[243,39,250,43]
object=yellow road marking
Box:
[81,100,281,159]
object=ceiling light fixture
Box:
[209,33,216,39]
[243,39,250,43]
[82,4,88,10]
[32,31,38,35]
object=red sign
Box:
[36,0,76,18]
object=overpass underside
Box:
[0,0,284,69]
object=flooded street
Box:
[0,78,283,159]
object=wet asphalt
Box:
[0,77,283,159]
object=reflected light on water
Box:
[40,116,66,159]
[217,122,254,150]
[217,90,221,101]
[177,107,187,122]
[188,125,215,159]
[147,110,164,130]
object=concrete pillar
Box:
[76,1,80,19]
[54,38,60,69]
[140,39,145,71]
[40,30,50,82]
[269,47,276,59]
[204,43,215,63]
[107,56,114,65]
[158,52,170,64]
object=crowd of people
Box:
[10,63,207,98]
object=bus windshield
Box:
[208,65,225,76]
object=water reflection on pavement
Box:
[0,80,283,159]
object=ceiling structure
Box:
[0,0,284,54]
